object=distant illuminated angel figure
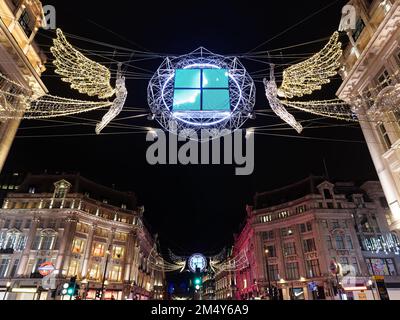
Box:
[95,64,128,134]
[263,64,303,133]
[264,32,343,133]
[51,29,129,133]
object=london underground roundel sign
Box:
[38,262,55,277]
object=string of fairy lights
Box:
[1,5,399,144]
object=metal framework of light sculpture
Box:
[209,250,249,273]
[95,64,128,134]
[0,72,112,120]
[264,64,303,133]
[148,47,255,139]
[263,32,356,131]
[51,29,115,99]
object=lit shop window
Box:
[88,264,101,280]
[67,260,80,277]
[243,279,247,289]
[92,243,106,257]
[173,69,230,112]
[366,258,397,276]
[109,265,122,282]
[71,238,86,254]
[112,246,125,259]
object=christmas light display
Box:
[363,233,400,255]
[51,29,115,99]
[147,47,255,140]
[0,72,112,120]
[281,99,357,121]
[277,32,342,99]
[95,64,128,134]
[209,250,249,273]
[263,64,303,133]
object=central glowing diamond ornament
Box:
[148,48,255,139]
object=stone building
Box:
[0,173,165,300]
[233,176,400,300]
[337,0,400,231]
[0,0,47,172]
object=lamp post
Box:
[3,281,11,300]
[264,249,272,299]
[100,245,112,300]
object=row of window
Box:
[3,199,134,224]
[262,223,313,241]
[265,238,317,258]
[72,238,125,260]
[2,218,62,230]
[321,219,349,230]
[326,234,354,251]
[266,259,321,281]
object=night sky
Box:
[4,0,377,256]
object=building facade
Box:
[0,173,165,300]
[0,0,47,172]
[215,263,237,300]
[233,176,400,300]
[337,0,400,231]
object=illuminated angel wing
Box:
[51,29,116,99]
[278,32,342,99]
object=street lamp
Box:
[264,248,272,299]
[3,281,11,300]
[100,245,112,300]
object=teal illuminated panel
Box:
[174,69,201,88]
[202,69,229,88]
[202,89,230,111]
[173,89,201,111]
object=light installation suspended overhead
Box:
[147,47,256,139]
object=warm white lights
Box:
[51,29,115,99]
[278,32,342,99]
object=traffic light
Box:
[61,276,79,297]
[95,289,103,299]
[194,277,202,286]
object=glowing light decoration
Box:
[188,253,207,273]
[95,64,128,134]
[263,32,347,131]
[147,47,255,139]
[51,29,115,99]
[363,233,400,255]
[0,72,112,120]
[277,32,342,99]
[264,64,303,133]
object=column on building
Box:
[293,224,307,278]
[16,216,39,276]
[80,223,96,279]
[102,227,115,282]
[357,107,400,225]
[254,232,266,287]
[55,216,77,276]
[122,229,136,299]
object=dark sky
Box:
[4,0,377,256]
